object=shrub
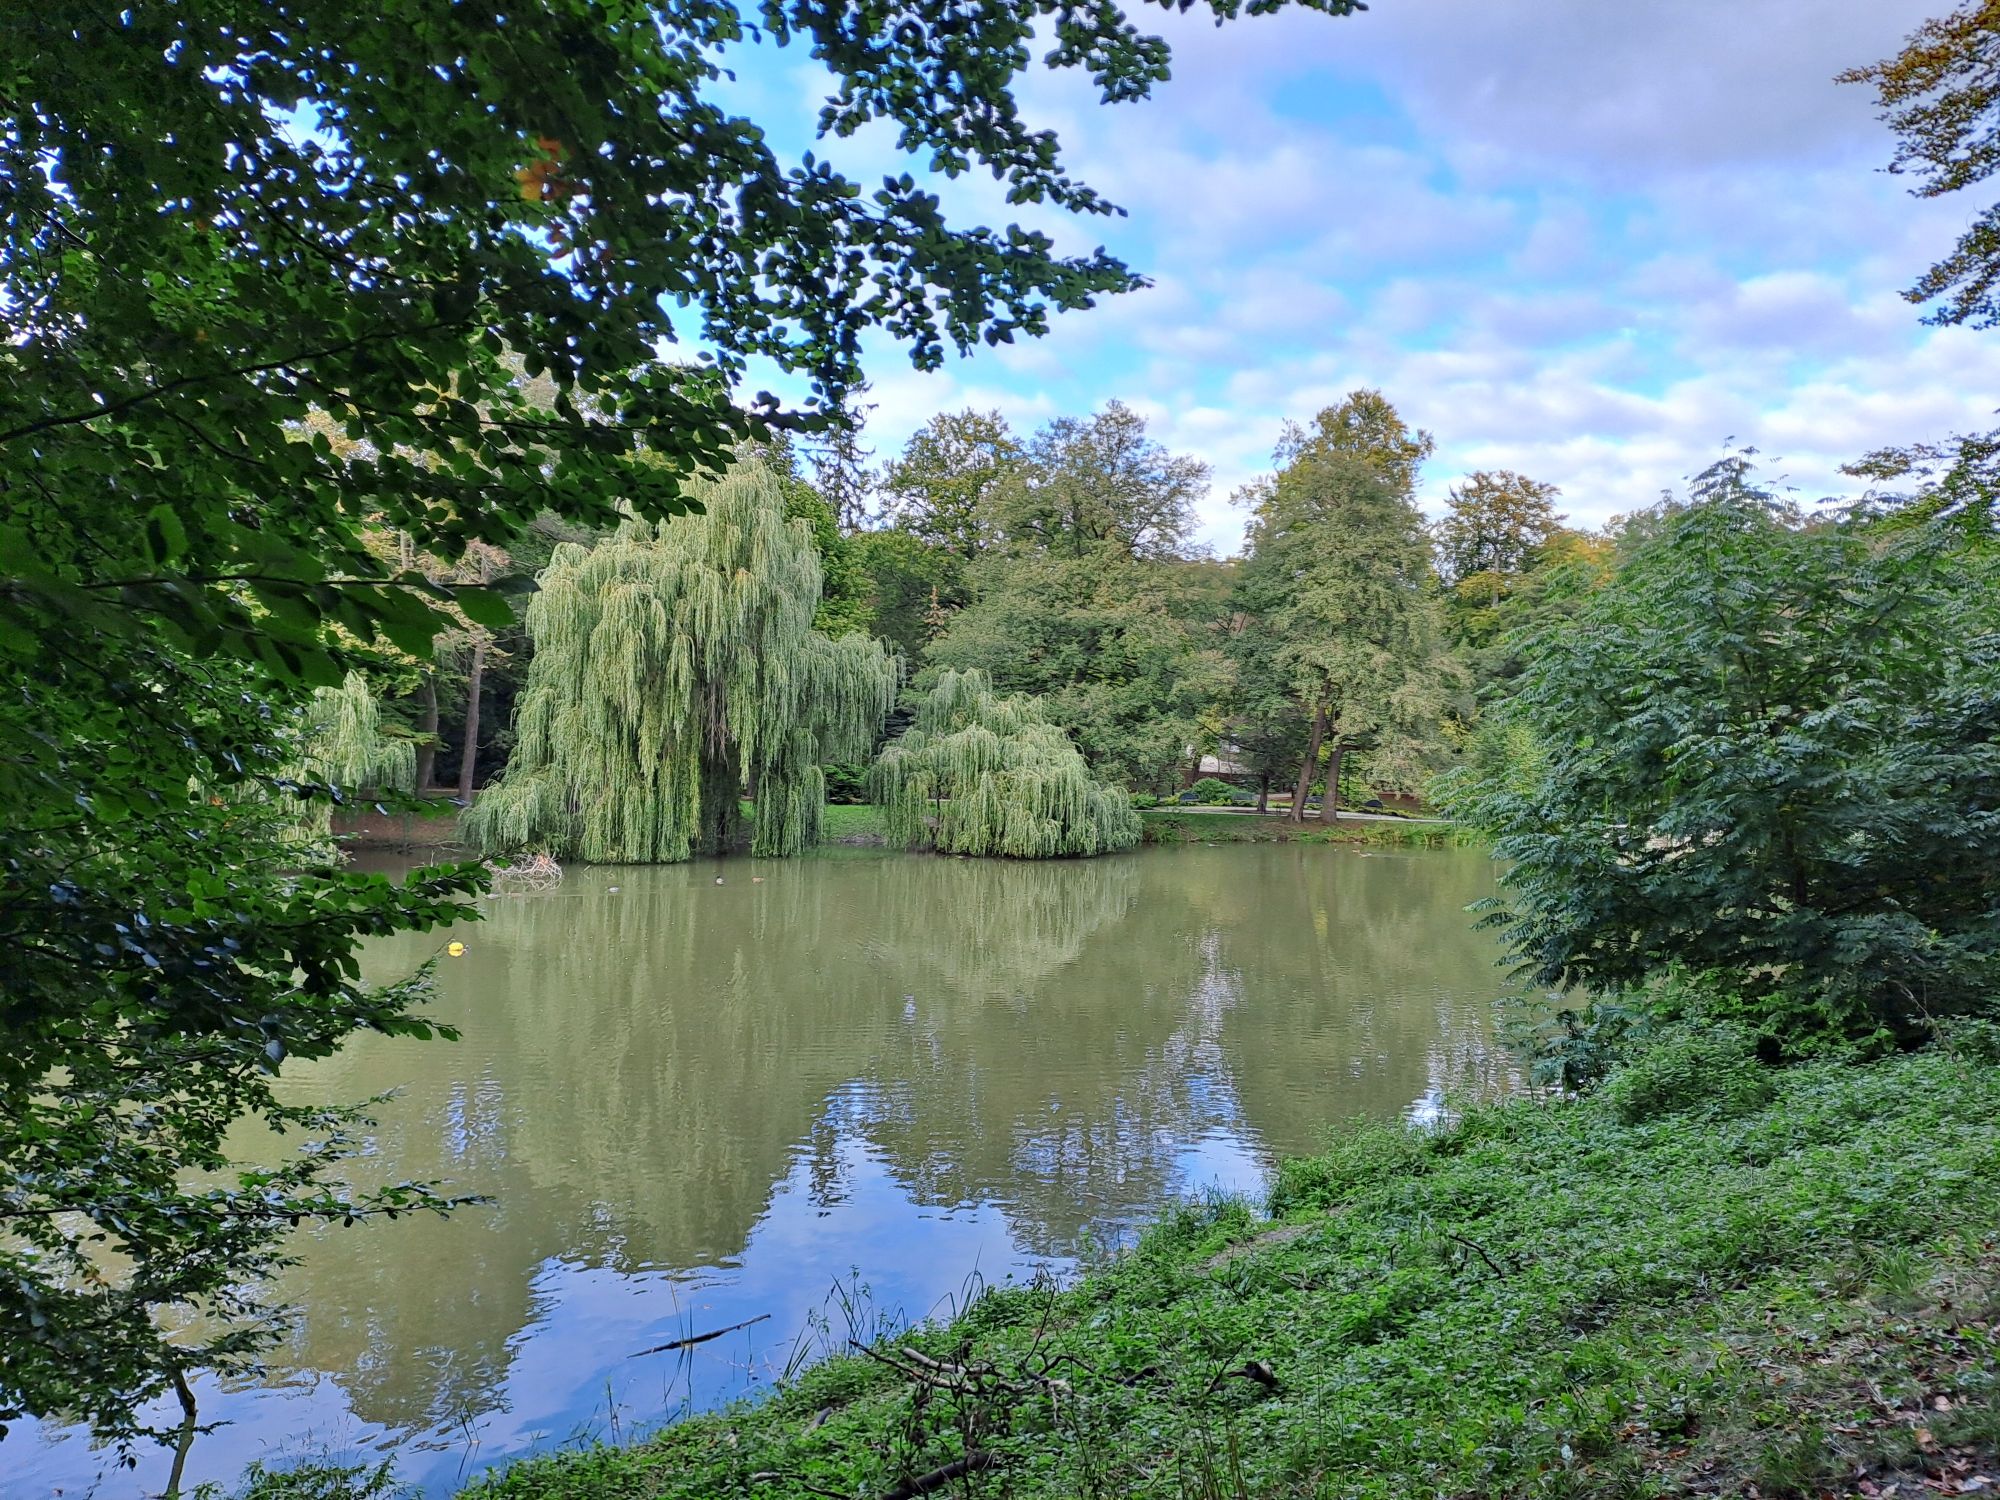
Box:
[1458,460,2000,1049]
[1598,1024,1777,1125]
[1188,776,1240,804]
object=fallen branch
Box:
[630,1312,770,1359]
[881,1452,1000,1500]
[1442,1231,1509,1281]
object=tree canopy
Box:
[880,409,1025,562]
[1237,392,1458,818]
[466,465,897,863]
[872,670,1141,858]
[994,401,1211,561]
[1456,460,2000,1049]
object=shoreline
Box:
[447,1039,2000,1500]
[328,803,1474,859]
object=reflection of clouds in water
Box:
[14,846,1510,1498]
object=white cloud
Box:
[732,2,2000,563]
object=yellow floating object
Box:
[446,941,466,957]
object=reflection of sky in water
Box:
[12,846,1506,1497]
[13,1103,1268,1498]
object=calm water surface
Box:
[17,843,1507,1497]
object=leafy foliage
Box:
[1460,459,2000,1047]
[1187,776,1244,803]
[1597,1022,1777,1124]
[930,549,1233,789]
[466,466,897,863]
[872,670,1141,857]
[1842,1,2000,327]
[993,401,1210,562]
[879,409,1024,562]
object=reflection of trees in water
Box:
[262,855,1160,1426]
[1185,847,1510,1153]
[249,847,1506,1434]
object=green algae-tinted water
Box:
[16,843,1508,1497]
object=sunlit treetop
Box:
[1843,0,2000,326]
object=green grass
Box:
[812,804,1470,852]
[446,1040,2000,1500]
[1138,808,1468,848]
[816,803,889,844]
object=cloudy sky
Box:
[724,1,1998,555]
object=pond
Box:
[15,843,1509,1497]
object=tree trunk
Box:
[413,669,440,793]
[1256,773,1270,814]
[1320,738,1346,822]
[163,1363,198,1499]
[696,753,744,856]
[457,635,487,803]
[1289,703,1328,823]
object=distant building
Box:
[1196,748,1253,778]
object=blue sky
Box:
[717,1,2000,555]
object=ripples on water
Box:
[14,843,1509,1497]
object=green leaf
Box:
[452,586,518,630]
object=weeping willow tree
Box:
[465,465,897,862]
[872,669,1141,858]
[279,670,418,851]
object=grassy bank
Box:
[818,803,891,845]
[823,803,1469,852]
[1139,808,1468,848]
[446,1035,1999,1500]
[333,802,1465,856]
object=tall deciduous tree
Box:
[872,670,1140,857]
[1238,392,1457,821]
[997,402,1210,561]
[1436,471,1565,602]
[881,409,1024,561]
[1276,388,1436,496]
[466,466,896,863]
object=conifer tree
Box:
[872,670,1141,858]
[467,466,897,862]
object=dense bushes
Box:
[1455,462,2000,1051]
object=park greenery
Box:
[872,670,1142,857]
[1,0,1368,1474]
[6,0,2000,1494]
